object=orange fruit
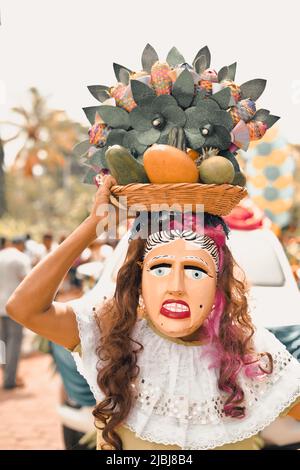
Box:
[187,148,200,161]
[143,144,199,184]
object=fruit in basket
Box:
[168,127,187,151]
[105,145,150,185]
[143,144,199,184]
[198,156,235,184]
[232,171,246,187]
[187,148,200,161]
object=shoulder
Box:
[66,294,113,402]
[67,296,102,353]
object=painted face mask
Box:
[136,213,228,340]
[142,234,218,340]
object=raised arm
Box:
[6,176,117,350]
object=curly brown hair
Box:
[93,238,272,449]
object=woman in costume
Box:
[6,45,300,450]
[6,179,300,450]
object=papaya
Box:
[143,144,199,184]
[198,156,235,184]
[105,145,150,185]
[187,148,200,161]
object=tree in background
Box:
[0,87,94,239]
[3,87,86,179]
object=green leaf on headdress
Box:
[192,88,207,106]
[96,106,130,130]
[218,66,229,83]
[113,63,132,82]
[172,69,194,108]
[184,129,206,149]
[151,94,177,112]
[253,109,270,121]
[136,128,160,145]
[193,98,220,114]
[185,107,202,128]
[106,129,127,147]
[192,46,211,70]
[166,47,185,67]
[163,106,186,127]
[218,63,237,82]
[240,79,266,101]
[202,125,232,150]
[184,103,233,150]
[210,88,232,109]
[83,168,97,185]
[123,130,148,155]
[130,79,156,106]
[83,106,103,125]
[119,68,130,86]
[129,106,152,131]
[227,62,237,81]
[88,148,108,168]
[193,55,207,75]
[253,109,280,128]
[265,114,280,128]
[141,43,159,73]
[87,85,110,102]
[72,139,90,158]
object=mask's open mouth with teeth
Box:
[160,300,191,319]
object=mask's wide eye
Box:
[184,266,208,280]
[150,263,171,277]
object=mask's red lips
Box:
[160,299,191,319]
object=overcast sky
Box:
[0,0,299,165]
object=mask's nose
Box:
[166,264,185,297]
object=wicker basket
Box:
[110,183,248,216]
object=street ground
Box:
[0,288,82,450]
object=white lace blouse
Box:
[68,295,300,450]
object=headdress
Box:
[75,44,279,216]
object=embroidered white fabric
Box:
[68,297,300,450]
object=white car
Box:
[227,229,300,329]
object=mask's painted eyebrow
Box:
[182,255,209,267]
[145,254,175,269]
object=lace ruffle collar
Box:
[69,298,300,450]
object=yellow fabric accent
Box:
[280,396,300,418]
[66,343,82,355]
[96,425,264,450]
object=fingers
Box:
[95,175,117,195]
[101,175,117,190]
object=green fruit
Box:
[198,156,235,184]
[219,150,240,172]
[232,171,247,187]
[105,145,150,185]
